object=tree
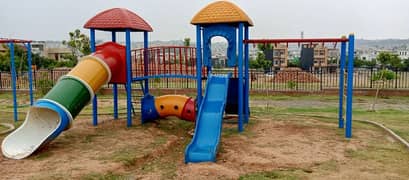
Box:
[183,38,191,47]
[369,52,399,111]
[249,44,274,71]
[288,57,300,67]
[376,52,402,69]
[62,29,91,59]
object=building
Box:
[272,43,288,68]
[44,48,72,61]
[396,49,409,60]
[31,41,46,56]
[313,44,328,67]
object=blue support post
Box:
[90,29,98,126]
[196,25,203,107]
[125,29,133,127]
[27,42,34,106]
[9,42,18,122]
[238,23,244,132]
[143,31,149,94]
[244,25,250,123]
[338,39,346,128]
[345,34,355,138]
[112,31,118,119]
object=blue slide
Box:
[185,73,230,163]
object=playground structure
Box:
[0,38,34,122]
[2,1,354,163]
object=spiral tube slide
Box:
[141,94,196,123]
[2,42,125,159]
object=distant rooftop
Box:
[84,8,153,32]
[191,1,253,26]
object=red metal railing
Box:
[132,46,207,78]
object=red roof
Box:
[84,8,153,32]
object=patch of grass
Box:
[81,172,128,180]
[239,169,302,180]
[152,136,167,147]
[31,172,69,180]
[155,118,194,136]
[32,151,53,160]
[316,159,339,171]
[82,134,102,143]
[109,146,144,167]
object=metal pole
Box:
[338,39,346,128]
[125,29,133,127]
[27,42,34,105]
[238,23,244,132]
[244,25,250,123]
[346,34,355,138]
[144,31,149,94]
[90,29,98,126]
[10,42,18,121]
[196,25,202,106]
[112,31,118,119]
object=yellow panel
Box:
[67,57,109,93]
[154,95,189,118]
[191,1,253,26]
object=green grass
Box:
[108,146,144,167]
[239,169,306,180]
[81,172,128,180]
[32,151,53,160]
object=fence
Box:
[1,68,409,92]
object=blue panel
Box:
[202,24,237,67]
[141,94,160,123]
[185,73,231,163]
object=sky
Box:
[1,0,408,42]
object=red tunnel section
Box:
[181,97,196,122]
[94,42,127,84]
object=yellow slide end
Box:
[154,95,189,118]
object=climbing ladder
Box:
[128,80,145,116]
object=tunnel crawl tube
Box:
[141,94,196,123]
[2,42,126,159]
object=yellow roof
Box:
[191,1,253,26]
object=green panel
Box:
[43,77,91,118]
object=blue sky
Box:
[1,0,408,41]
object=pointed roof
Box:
[84,8,153,32]
[191,1,253,26]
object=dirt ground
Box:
[1,110,408,179]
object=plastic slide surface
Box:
[185,73,230,163]
[1,42,125,159]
